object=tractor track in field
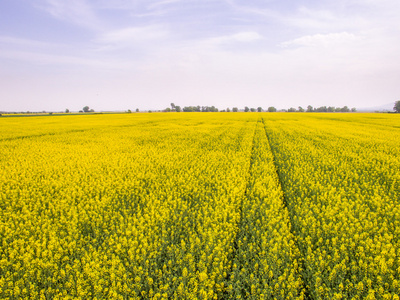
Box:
[223,118,259,298]
[261,117,312,300]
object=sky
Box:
[1,0,400,112]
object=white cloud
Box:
[37,0,103,30]
[281,32,361,48]
[92,26,171,54]
[0,50,121,69]
[148,0,186,9]
[230,32,262,42]
[199,31,262,50]
[96,26,170,44]
[0,36,62,48]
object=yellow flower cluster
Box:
[227,120,305,299]
[0,113,256,299]
[263,113,400,299]
[1,112,398,299]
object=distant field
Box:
[1,113,399,299]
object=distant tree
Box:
[165,107,171,112]
[268,106,277,112]
[394,100,400,113]
[183,106,194,112]
[65,108,70,113]
[226,107,231,112]
[171,103,176,111]
[250,108,256,112]
[127,109,132,113]
[136,108,139,112]
[351,107,357,112]
[307,105,313,112]
[288,107,297,112]
[335,107,341,112]
[257,107,262,112]
[49,112,53,115]
[244,106,250,112]
[298,106,304,112]
[316,106,327,112]
[175,106,181,112]
[79,110,83,113]
[89,109,95,112]
[83,106,90,113]
[232,107,238,112]
[184,105,205,112]
[327,106,335,112]
[340,106,350,112]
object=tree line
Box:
[162,103,358,113]
[5,101,398,117]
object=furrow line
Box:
[261,117,311,300]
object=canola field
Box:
[0,112,399,299]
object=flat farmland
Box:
[0,113,399,299]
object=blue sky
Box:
[1,0,400,111]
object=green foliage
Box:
[394,100,400,113]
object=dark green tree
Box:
[257,107,262,112]
[394,101,400,113]
[232,107,238,112]
[268,106,276,112]
[83,106,90,113]
[244,106,250,112]
[340,106,350,112]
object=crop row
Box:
[1,114,257,299]
[263,114,400,299]
[227,120,304,299]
